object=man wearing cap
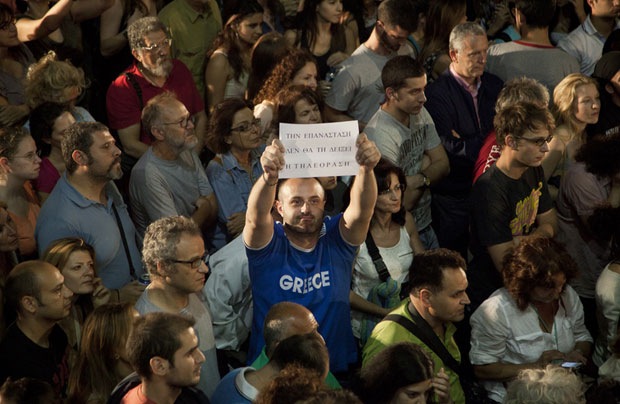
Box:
[588,51,620,138]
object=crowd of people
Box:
[2,0,620,403]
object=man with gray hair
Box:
[424,21,503,258]
[129,91,217,242]
[106,16,207,166]
[135,215,220,397]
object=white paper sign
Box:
[278,121,360,179]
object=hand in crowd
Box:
[261,139,286,181]
[326,52,348,67]
[564,349,587,364]
[118,280,147,304]
[227,212,246,237]
[195,195,211,209]
[0,105,29,127]
[486,2,512,37]
[433,368,454,404]
[355,133,380,171]
[535,349,566,367]
[451,130,461,139]
[91,277,111,307]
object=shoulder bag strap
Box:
[124,72,144,110]
[111,203,138,280]
[365,231,390,283]
[383,310,462,375]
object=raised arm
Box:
[341,133,381,245]
[243,139,285,248]
[71,0,115,22]
[16,0,73,42]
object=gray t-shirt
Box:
[129,147,213,238]
[135,291,221,398]
[365,107,441,230]
[325,44,391,124]
[485,41,580,94]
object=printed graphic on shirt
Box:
[510,181,543,236]
[398,125,430,175]
[279,271,331,294]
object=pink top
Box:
[34,157,61,194]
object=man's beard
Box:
[379,28,401,53]
[146,57,173,77]
[283,213,324,236]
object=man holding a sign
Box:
[243,132,380,374]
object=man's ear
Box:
[21,295,38,315]
[132,48,142,63]
[150,356,169,376]
[449,49,458,63]
[71,150,89,167]
[419,288,433,308]
[606,82,615,95]
[275,200,283,217]
[505,134,518,150]
[386,87,396,101]
[151,126,166,141]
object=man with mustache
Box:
[106,17,207,165]
[129,92,217,243]
[324,0,419,131]
[36,122,146,303]
[243,134,380,375]
[424,22,503,259]
[134,216,220,398]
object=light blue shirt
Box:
[558,15,620,76]
[205,145,264,251]
[35,173,143,289]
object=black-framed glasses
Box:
[162,115,195,129]
[0,17,16,31]
[172,253,208,269]
[141,38,172,53]
[378,183,405,195]
[513,134,553,147]
[231,118,261,133]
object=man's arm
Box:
[16,0,72,42]
[324,104,354,123]
[404,144,450,211]
[243,139,284,249]
[117,124,148,159]
[192,193,218,231]
[340,134,381,245]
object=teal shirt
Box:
[250,347,342,389]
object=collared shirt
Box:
[35,174,143,290]
[158,0,222,99]
[558,15,620,76]
[449,64,482,126]
[470,287,592,402]
[363,300,465,404]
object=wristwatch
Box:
[420,172,430,188]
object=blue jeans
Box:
[418,224,440,250]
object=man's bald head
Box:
[4,261,56,315]
[263,302,319,357]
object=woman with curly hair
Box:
[556,134,620,339]
[418,0,466,82]
[543,74,600,195]
[470,237,592,403]
[205,0,263,111]
[285,0,355,83]
[253,48,318,133]
[41,237,111,350]
[67,302,136,404]
[25,51,94,123]
[255,364,326,404]
[0,4,35,127]
[205,98,265,250]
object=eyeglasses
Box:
[172,253,208,269]
[231,118,261,133]
[378,183,405,195]
[513,134,554,147]
[0,17,16,31]
[141,38,172,53]
[13,149,41,161]
[162,115,195,129]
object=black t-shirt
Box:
[0,323,70,398]
[468,164,553,304]
[587,93,620,138]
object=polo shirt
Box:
[363,300,465,404]
[35,173,143,290]
[158,0,222,99]
[106,59,204,144]
[558,15,620,76]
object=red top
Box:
[106,59,204,145]
[472,130,502,184]
[120,384,158,404]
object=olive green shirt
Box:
[158,0,222,99]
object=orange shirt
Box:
[8,182,40,257]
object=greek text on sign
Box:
[279,121,360,178]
